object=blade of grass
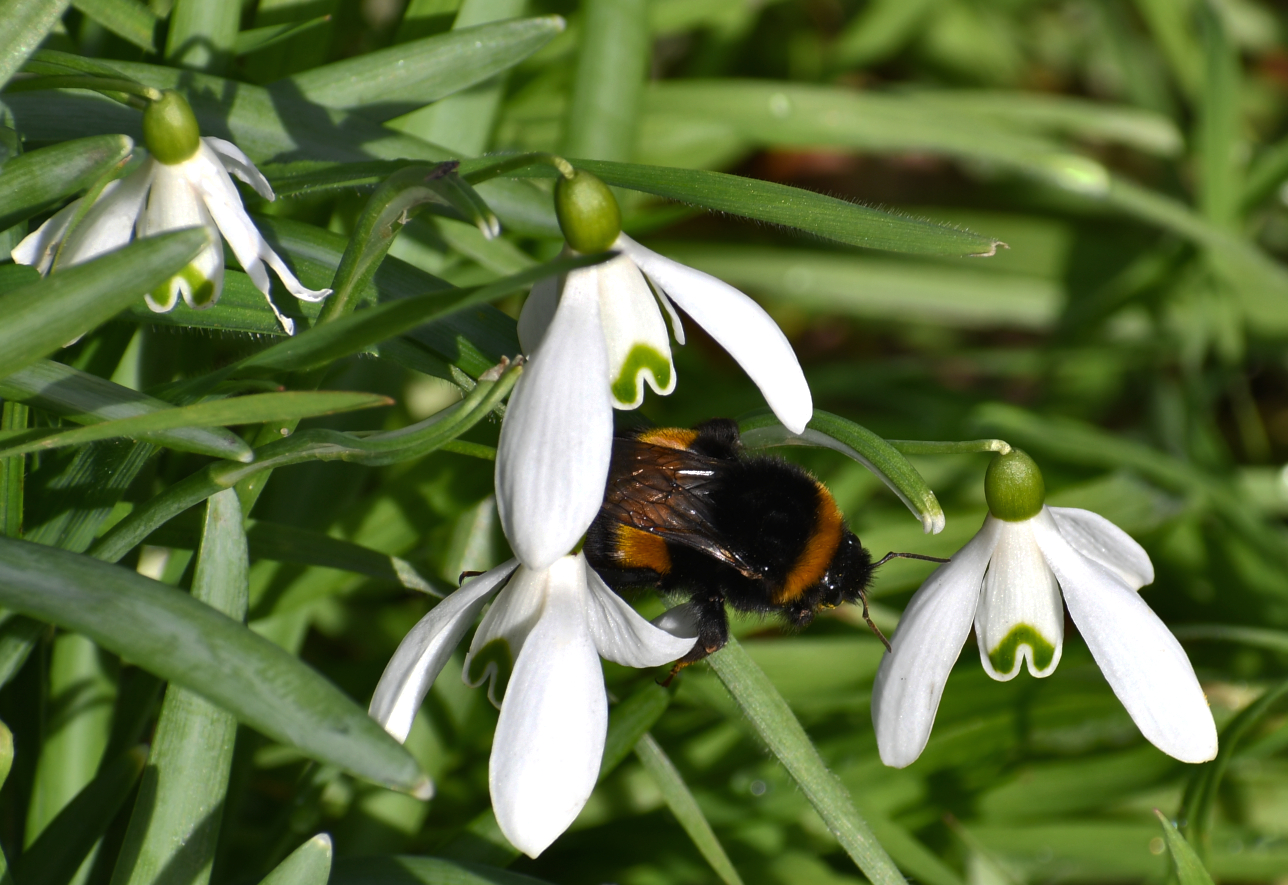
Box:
[634,733,744,885]
[0,536,428,794]
[563,0,648,161]
[0,391,393,459]
[165,0,239,74]
[16,746,147,885]
[0,0,73,89]
[258,834,333,885]
[112,491,248,885]
[0,228,208,382]
[1155,810,1216,885]
[705,636,907,885]
[0,360,251,462]
[0,402,26,536]
[0,134,133,231]
[72,0,159,52]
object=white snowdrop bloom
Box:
[12,91,329,335]
[872,450,1217,767]
[495,170,812,572]
[369,554,694,857]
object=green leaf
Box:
[0,615,43,689]
[0,536,429,794]
[634,733,745,885]
[113,491,248,885]
[739,409,944,534]
[0,134,133,231]
[706,636,907,885]
[241,254,605,373]
[331,856,558,885]
[0,228,208,382]
[90,362,520,563]
[478,157,1003,256]
[16,746,147,885]
[564,0,648,162]
[1195,1,1242,229]
[0,402,26,537]
[0,360,252,462]
[0,0,73,90]
[601,682,671,778]
[0,720,12,791]
[71,0,159,52]
[233,16,330,56]
[285,17,566,119]
[166,0,239,74]
[0,390,394,459]
[1154,810,1216,885]
[258,834,333,885]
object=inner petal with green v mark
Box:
[988,624,1057,676]
[611,343,673,406]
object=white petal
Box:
[58,164,154,268]
[12,199,81,273]
[975,517,1064,681]
[517,274,561,353]
[872,516,999,768]
[489,569,606,857]
[369,560,517,742]
[594,253,675,408]
[617,234,811,434]
[584,562,695,666]
[653,285,685,345]
[495,278,614,570]
[464,560,566,705]
[261,247,332,302]
[141,166,222,312]
[1033,510,1217,763]
[204,136,275,201]
[1048,506,1154,591]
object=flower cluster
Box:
[13,91,329,335]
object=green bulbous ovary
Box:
[554,170,621,253]
[984,449,1045,522]
[143,90,202,165]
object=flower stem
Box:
[889,439,1012,455]
[462,152,577,184]
[5,75,162,107]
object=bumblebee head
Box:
[817,531,874,608]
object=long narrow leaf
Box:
[0,134,133,231]
[706,637,907,885]
[0,536,428,794]
[0,0,73,89]
[1155,811,1216,885]
[0,360,251,462]
[259,835,333,885]
[112,491,248,885]
[0,391,393,459]
[0,228,207,382]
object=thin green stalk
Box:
[112,490,248,885]
[889,439,1012,455]
[3,74,160,106]
[462,152,576,184]
[706,637,907,885]
[0,402,27,538]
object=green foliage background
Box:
[0,0,1286,882]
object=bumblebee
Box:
[585,418,945,675]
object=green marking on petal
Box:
[988,624,1056,675]
[465,637,513,708]
[147,279,178,312]
[610,343,672,405]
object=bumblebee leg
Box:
[860,591,892,652]
[661,593,729,685]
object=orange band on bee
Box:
[635,428,700,452]
[772,483,843,605]
[614,523,673,575]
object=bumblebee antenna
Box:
[872,551,950,568]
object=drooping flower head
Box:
[12,90,330,335]
[872,449,1217,766]
[496,169,814,570]
[370,554,694,857]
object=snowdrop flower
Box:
[370,553,694,857]
[12,90,329,335]
[496,169,813,570]
[873,449,1216,766]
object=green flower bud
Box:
[985,449,1045,522]
[554,170,621,253]
[142,91,201,165]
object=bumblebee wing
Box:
[602,439,759,578]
